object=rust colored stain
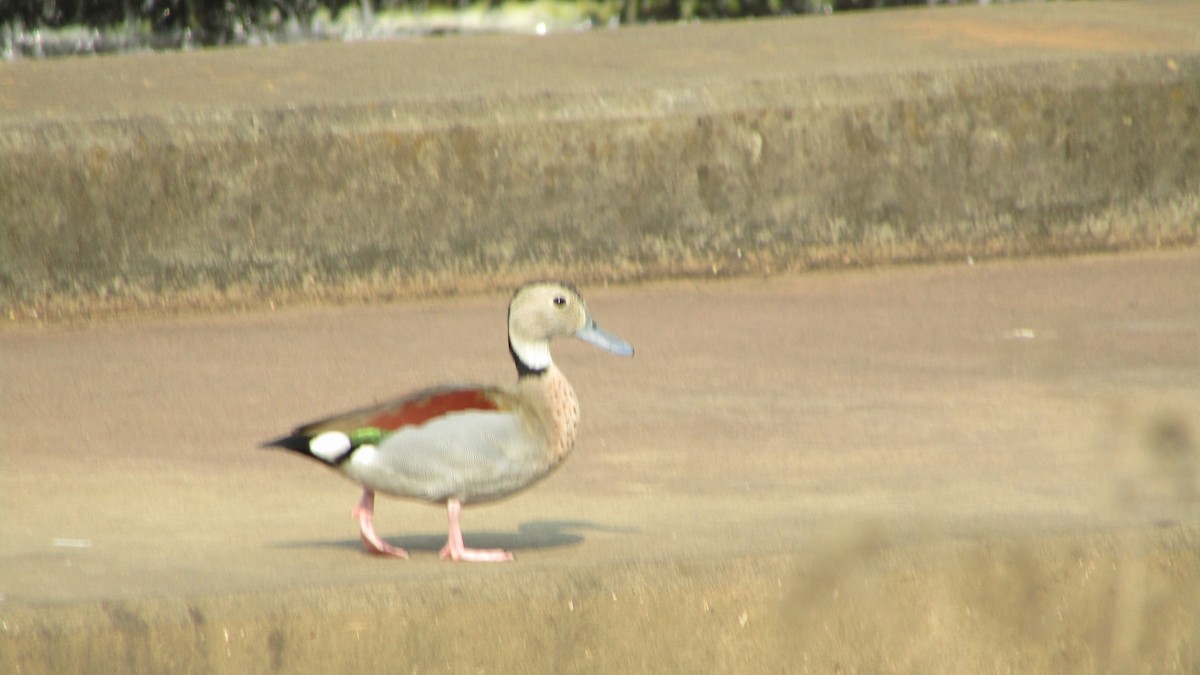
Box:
[896,17,1157,53]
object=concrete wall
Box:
[1,3,1198,320]
[4,529,1196,673]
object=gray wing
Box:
[341,409,552,504]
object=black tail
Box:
[260,434,312,454]
[260,429,355,466]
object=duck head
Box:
[507,281,634,376]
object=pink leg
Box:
[352,489,408,559]
[438,498,513,562]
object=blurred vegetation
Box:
[6,1,342,42]
[2,0,961,56]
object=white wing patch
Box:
[309,431,352,462]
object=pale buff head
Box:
[507,281,633,374]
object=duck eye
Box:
[553,296,567,307]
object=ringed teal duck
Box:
[263,281,633,562]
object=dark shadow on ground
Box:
[273,519,640,554]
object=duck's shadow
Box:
[275,519,638,554]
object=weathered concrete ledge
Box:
[1,1,1198,321]
[3,527,1197,673]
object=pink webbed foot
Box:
[438,498,513,563]
[352,490,409,559]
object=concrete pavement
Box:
[3,250,1198,672]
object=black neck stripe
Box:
[509,338,547,378]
